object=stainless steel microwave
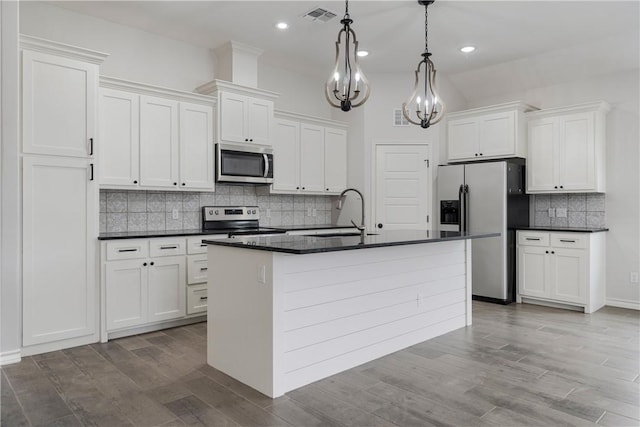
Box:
[216,143,274,184]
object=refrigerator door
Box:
[437,165,464,232]
[465,162,508,300]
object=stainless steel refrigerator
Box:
[437,159,529,303]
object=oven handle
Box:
[263,154,270,178]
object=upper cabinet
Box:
[526,101,610,194]
[99,78,215,191]
[22,44,101,158]
[271,112,348,195]
[194,80,277,147]
[447,101,537,162]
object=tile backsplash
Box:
[100,184,336,233]
[531,193,606,228]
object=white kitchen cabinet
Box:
[147,256,186,322]
[20,36,106,356]
[105,259,148,330]
[323,127,348,193]
[270,112,348,195]
[99,88,140,186]
[526,101,609,193]
[516,230,605,313]
[99,77,215,191]
[447,101,535,163]
[140,95,180,188]
[22,48,98,158]
[22,155,98,347]
[219,92,273,145]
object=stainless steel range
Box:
[201,206,285,237]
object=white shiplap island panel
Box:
[207,238,473,398]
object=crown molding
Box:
[274,109,348,129]
[448,101,539,119]
[20,34,109,65]
[194,79,279,101]
[526,101,611,118]
[100,76,216,105]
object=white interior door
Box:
[375,144,431,231]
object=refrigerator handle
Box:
[458,184,465,233]
[464,184,470,232]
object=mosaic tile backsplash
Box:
[531,193,606,228]
[100,184,336,233]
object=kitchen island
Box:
[203,230,498,398]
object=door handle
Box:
[89,138,94,156]
[89,164,94,181]
[377,223,383,229]
[463,184,470,232]
[263,154,269,178]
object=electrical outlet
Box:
[416,293,423,308]
[172,207,179,220]
[630,272,639,284]
[266,208,271,218]
[548,208,556,218]
[556,208,567,218]
[312,208,317,217]
[258,265,266,284]
[307,207,312,216]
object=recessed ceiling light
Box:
[276,22,289,30]
[460,46,476,53]
[357,50,369,57]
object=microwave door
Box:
[217,145,274,184]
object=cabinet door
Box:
[550,248,587,304]
[272,119,300,192]
[22,50,97,158]
[447,118,478,161]
[324,127,347,193]
[527,118,558,192]
[300,124,325,193]
[558,112,596,191]
[517,246,549,299]
[148,256,186,322]
[478,111,515,158]
[22,156,97,346]
[105,259,148,330]
[246,98,273,145]
[179,102,214,189]
[140,95,179,188]
[187,254,208,284]
[99,88,140,186]
[219,92,246,143]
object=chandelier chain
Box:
[424,4,429,53]
[345,0,350,18]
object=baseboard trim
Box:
[606,298,640,311]
[0,349,22,366]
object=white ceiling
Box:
[52,1,639,83]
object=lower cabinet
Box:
[516,231,605,313]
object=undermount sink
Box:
[315,232,379,237]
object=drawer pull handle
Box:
[199,296,208,301]
[200,244,207,247]
[559,239,576,243]
[525,238,541,241]
[200,267,208,271]
[118,248,138,253]
[160,245,178,250]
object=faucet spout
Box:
[338,188,366,238]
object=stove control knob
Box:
[215,210,219,215]
[251,209,256,214]
[208,210,213,215]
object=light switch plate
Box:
[556,208,567,218]
[172,207,179,220]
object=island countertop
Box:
[203,229,499,254]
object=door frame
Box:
[371,142,433,232]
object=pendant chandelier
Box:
[325,0,370,112]
[402,0,445,128]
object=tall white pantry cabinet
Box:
[20,36,108,355]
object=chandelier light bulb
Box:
[325,0,371,112]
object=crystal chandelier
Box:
[325,0,370,112]
[403,0,445,128]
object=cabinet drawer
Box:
[187,234,227,254]
[517,232,550,247]
[150,238,186,257]
[187,254,208,284]
[187,284,208,315]
[550,233,588,249]
[106,240,148,261]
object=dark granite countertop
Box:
[517,226,609,233]
[271,224,357,231]
[203,230,500,255]
[98,229,229,240]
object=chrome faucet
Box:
[337,188,366,239]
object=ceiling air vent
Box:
[393,109,410,126]
[303,7,337,23]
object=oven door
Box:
[216,143,274,184]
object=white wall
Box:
[461,68,640,307]
[1,0,21,363]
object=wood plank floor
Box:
[2,302,639,426]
